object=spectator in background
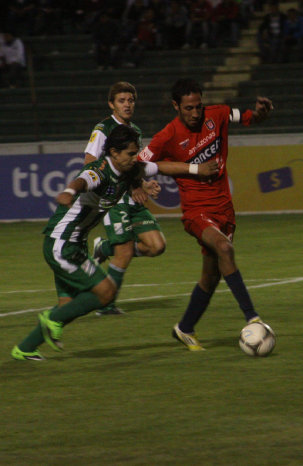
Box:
[123,0,147,41]
[211,0,241,47]
[258,0,286,63]
[92,9,121,70]
[149,0,167,48]
[282,8,303,62]
[73,0,105,33]
[239,0,255,27]
[122,8,158,67]
[0,31,26,88]
[186,0,213,49]
[34,0,63,35]
[165,1,189,49]
[5,0,37,36]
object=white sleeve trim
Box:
[143,161,158,177]
[84,130,106,159]
[229,108,241,123]
[77,170,101,190]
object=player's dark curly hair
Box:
[171,79,203,105]
[104,125,139,154]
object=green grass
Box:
[1,215,303,465]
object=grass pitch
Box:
[1,215,303,465]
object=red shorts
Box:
[182,206,236,255]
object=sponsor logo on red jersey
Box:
[189,131,215,156]
[190,137,221,164]
[205,119,215,131]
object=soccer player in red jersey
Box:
[138,78,274,351]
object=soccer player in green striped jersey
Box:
[84,81,166,316]
[11,125,159,360]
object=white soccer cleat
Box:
[93,237,108,264]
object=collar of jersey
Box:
[111,114,123,125]
[111,114,132,127]
[106,155,121,176]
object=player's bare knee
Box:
[93,278,117,306]
[216,239,234,261]
[148,234,166,256]
[150,240,166,256]
[96,287,117,307]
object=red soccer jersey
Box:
[138,105,253,215]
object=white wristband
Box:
[63,188,76,196]
[189,164,199,175]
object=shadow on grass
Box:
[203,336,238,348]
[73,341,178,359]
[2,336,278,376]
[114,297,184,313]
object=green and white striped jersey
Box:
[84,115,142,160]
[43,155,144,243]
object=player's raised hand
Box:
[254,96,274,121]
[197,160,219,178]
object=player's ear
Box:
[172,100,179,112]
[108,100,114,111]
[109,147,118,159]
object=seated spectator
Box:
[282,8,303,62]
[211,0,241,47]
[239,0,255,27]
[186,0,213,49]
[34,0,63,35]
[122,0,147,42]
[0,31,26,88]
[123,7,158,67]
[92,10,121,70]
[258,0,286,63]
[164,0,189,49]
[5,0,37,36]
[73,0,105,33]
[148,0,167,48]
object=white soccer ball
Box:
[239,322,276,357]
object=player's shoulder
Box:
[83,156,108,176]
[130,121,142,135]
[204,104,231,115]
[93,116,117,135]
[204,104,231,123]
[155,118,177,140]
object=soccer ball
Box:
[239,322,276,357]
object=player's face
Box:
[108,92,135,123]
[173,92,203,130]
[110,141,139,172]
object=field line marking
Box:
[0,277,299,295]
[1,277,302,318]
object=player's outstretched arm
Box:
[56,178,87,207]
[84,152,97,164]
[156,160,219,178]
